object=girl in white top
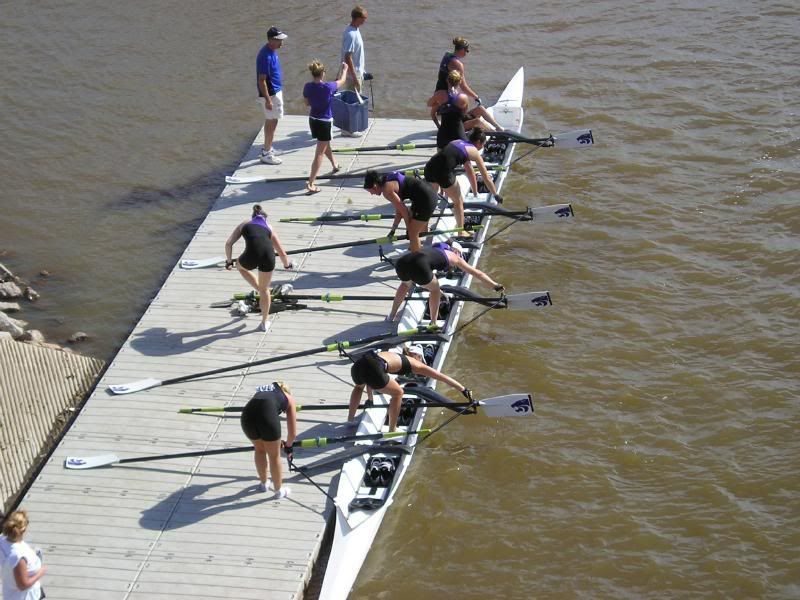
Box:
[1,509,46,600]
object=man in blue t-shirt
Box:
[338,6,368,137]
[256,26,288,165]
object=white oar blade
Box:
[64,454,120,470]
[180,256,225,269]
[530,204,575,223]
[505,291,552,310]
[108,378,162,395]
[552,129,594,149]
[225,175,266,185]
[479,394,534,417]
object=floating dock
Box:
[15,115,445,599]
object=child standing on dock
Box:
[303,61,349,194]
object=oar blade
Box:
[180,256,225,269]
[225,175,266,185]
[504,291,552,311]
[108,378,162,395]
[479,394,534,417]
[64,454,120,470]
[552,129,594,149]
[530,204,575,223]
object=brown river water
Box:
[1,1,798,598]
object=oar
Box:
[107,326,441,395]
[63,430,430,470]
[225,167,423,186]
[333,141,437,154]
[279,203,574,224]
[403,385,534,417]
[224,164,504,186]
[488,128,595,149]
[331,129,594,154]
[230,284,552,311]
[283,227,469,256]
[180,393,534,418]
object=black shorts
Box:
[395,251,435,286]
[424,153,457,189]
[351,352,390,390]
[238,244,275,273]
[405,178,438,221]
[240,394,282,441]
[309,118,332,142]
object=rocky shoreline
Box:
[0,260,89,353]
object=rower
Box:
[426,37,503,131]
[239,381,298,499]
[388,240,504,324]
[423,128,502,230]
[348,344,472,431]
[433,70,493,149]
[363,170,438,252]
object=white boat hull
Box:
[319,67,526,600]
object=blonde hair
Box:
[2,509,29,542]
[308,60,325,78]
[447,70,463,87]
[276,380,292,395]
[453,37,470,50]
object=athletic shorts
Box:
[351,352,390,390]
[238,245,275,272]
[259,90,284,120]
[395,251,436,286]
[309,117,333,142]
[424,153,457,189]
[240,394,282,441]
[406,178,438,221]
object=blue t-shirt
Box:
[303,81,339,120]
[256,44,282,96]
[340,25,365,77]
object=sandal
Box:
[306,182,321,194]
[331,164,342,174]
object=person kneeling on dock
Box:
[388,240,504,324]
[348,346,471,431]
[424,128,502,231]
[240,381,297,499]
[363,170,438,252]
[225,204,293,332]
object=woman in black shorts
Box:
[240,381,297,498]
[303,60,349,193]
[363,170,439,252]
[225,204,293,332]
[348,345,471,431]
[388,240,504,324]
[424,127,502,230]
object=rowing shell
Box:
[319,66,528,600]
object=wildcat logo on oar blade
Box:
[555,206,574,218]
[66,458,85,466]
[531,294,552,307]
[577,131,594,145]
[512,397,534,413]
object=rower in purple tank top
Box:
[422,128,503,232]
[363,169,439,251]
[224,204,293,332]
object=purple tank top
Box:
[385,171,405,188]
[449,139,472,162]
[250,214,272,234]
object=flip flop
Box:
[331,165,342,174]
[306,183,321,194]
